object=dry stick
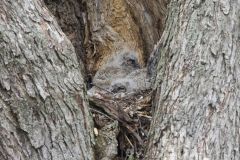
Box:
[88,84,153,145]
[89,107,115,121]
[125,134,134,148]
[89,95,132,123]
[88,93,144,145]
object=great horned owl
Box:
[90,50,151,94]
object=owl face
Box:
[92,49,148,94]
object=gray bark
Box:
[44,0,87,66]
[146,0,240,159]
[2,0,239,159]
[0,0,94,160]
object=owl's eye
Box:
[122,56,139,68]
[125,58,140,68]
[127,58,136,65]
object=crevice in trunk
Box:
[44,0,89,82]
[44,0,169,159]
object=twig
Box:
[125,134,134,148]
[89,107,115,121]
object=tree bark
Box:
[146,0,240,159]
[44,0,87,67]
[2,0,239,159]
[0,0,94,160]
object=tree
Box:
[0,1,94,159]
[146,0,240,159]
[1,0,239,159]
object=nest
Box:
[88,87,153,159]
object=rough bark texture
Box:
[0,1,94,160]
[3,0,237,159]
[146,0,240,159]
[44,0,87,67]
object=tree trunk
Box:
[0,0,94,160]
[2,0,239,159]
[146,0,240,159]
[44,0,87,68]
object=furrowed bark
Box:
[0,0,94,160]
[44,0,87,67]
[146,0,240,159]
